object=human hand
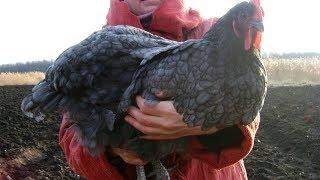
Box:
[125,96,219,140]
[124,0,163,16]
[111,147,147,165]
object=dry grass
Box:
[0,72,44,86]
[0,58,319,86]
[263,58,320,86]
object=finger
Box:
[121,156,148,165]
[127,106,164,127]
[111,148,124,155]
[125,116,166,135]
[112,148,148,165]
[136,96,178,116]
[127,158,148,166]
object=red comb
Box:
[250,0,263,20]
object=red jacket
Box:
[59,0,260,179]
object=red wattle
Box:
[253,31,262,50]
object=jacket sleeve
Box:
[186,17,219,40]
[188,114,260,169]
[58,114,125,180]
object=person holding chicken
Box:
[59,0,262,179]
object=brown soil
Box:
[245,85,320,179]
[0,85,319,179]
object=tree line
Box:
[263,52,320,59]
[0,60,53,73]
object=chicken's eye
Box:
[239,12,247,19]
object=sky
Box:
[0,0,319,65]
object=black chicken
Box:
[21,0,266,179]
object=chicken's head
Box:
[231,0,264,51]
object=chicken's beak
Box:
[244,20,264,51]
[250,20,264,32]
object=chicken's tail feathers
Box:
[21,80,63,121]
[21,93,42,120]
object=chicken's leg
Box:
[151,160,170,180]
[136,165,146,180]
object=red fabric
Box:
[59,115,256,180]
[58,0,260,179]
[106,0,204,41]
